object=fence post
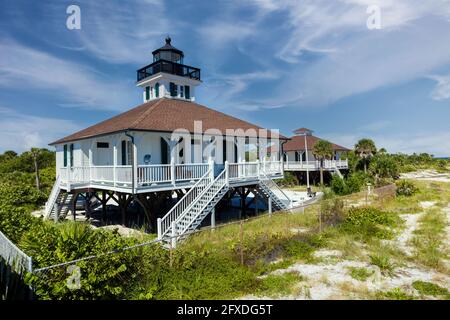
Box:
[239,221,244,266]
[171,221,177,249]
[157,218,162,240]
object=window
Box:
[63,144,68,167]
[180,85,184,98]
[170,82,177,97]
[145,86,150,100]
[295,151,300,162]
[69,144,74,167]
[160,138,169,164]
[97,142,109,149]
[121,140,132,165]
[155,83,160,98]
[185,85,190,99]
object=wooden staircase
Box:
[44,177,74,221]
[158,165,291,248]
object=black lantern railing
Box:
[137,59,201,82]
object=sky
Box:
[0,0,449,156]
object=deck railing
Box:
[59,161,282,189]
[284,159,348,170]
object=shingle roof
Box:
[283,134,350,152]
[50,98,287,145]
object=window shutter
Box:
[70,144,74,167]
[121,140,126,165]
[155,83,159,98]
[185,85,190,99]
[63,145,68,167]
[180,85,184,98]
[170,82,177,97]
[145,86,150,100]
[160,138,169,164]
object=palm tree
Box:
[354,138,377,173]
[313,140,334,185]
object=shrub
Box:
[376,288,415,300]
[330,176,347,195]
[342,207,399,240]
[320,198,345,225]
[395,180,418,197]
[278,171,298,187]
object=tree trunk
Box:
[363,161,367,173]
[319,161,324,185]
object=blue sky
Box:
[0,0,449,156]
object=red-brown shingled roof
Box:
[50,98,287,145]
[283,135,350,152]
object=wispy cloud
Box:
[428,74,450,101]
[0,40,133,110]
[0,107,81,152]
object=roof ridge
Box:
[129,98,165,129]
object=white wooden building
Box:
[45,37,291,246]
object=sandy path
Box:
[242,200,450,300]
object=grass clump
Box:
[256,272,303,297]
[369,253,396,276]
[348,267,374,281]
[412,281,449,298]
[376,288,415,300]
[411,208,448,271]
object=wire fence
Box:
[4,183,397,299]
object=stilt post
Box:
[268,197,272,216]
[157,218,162,240]
[211,208,216,230]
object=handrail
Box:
[175,169,227,236]
[159,169,212,238]
[44,175,61,218]
[259,170,291,207]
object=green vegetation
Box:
[411,207,448,271]
[348,267,374,281]
[412,281,449,298]
[396,180,418,197]
[375,288,415,300]
[256,272,303,297]
[341,207,400,241]
[369,254,396,276]
[0,148,448,300]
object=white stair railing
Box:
[158,169,212,240]
[259,171,291,209]
[174,169,228,238]
[44,176,61,219]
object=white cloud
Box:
[0,40,133,110]
[0,107,81,152]
[428,74,450,100]
[63,0,170,64]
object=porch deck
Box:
[284,159,348,171]
[59,161,284,193]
